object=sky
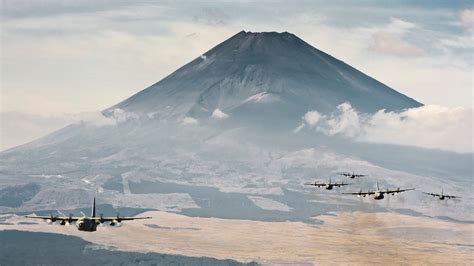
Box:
[0,0,473,150]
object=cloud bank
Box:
[297,103,473,153]
[0,108,144,151]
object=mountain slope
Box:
[105,31,422,123]
[6,31,472,225]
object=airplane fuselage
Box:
[439,195,445,200]
[76,218,98,232]
[326,184,333,190]
[373,192,384,200]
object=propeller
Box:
[45,214,57,224]
[116,213,123,223]
[67,213,74,224]
[393,187,400,195]
[110,213,122,226]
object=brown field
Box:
[1,211,473,265]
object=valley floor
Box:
[1,211,473,265]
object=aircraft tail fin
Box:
[92,197,96,217]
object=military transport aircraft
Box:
[337,171,367,179]
[343,183,415,200]
[422,190,461,200]
[304,177,353,190]
[25,198,151,232]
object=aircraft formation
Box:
[24,170,461,232]
[305,170,461,201]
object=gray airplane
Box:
[423,189,461,200]
[337,170,367,179]
[25,198,151,232]
[304,177,353,190]
[343,183,415,200]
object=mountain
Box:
[2,31,471,225]
[104,31,421,126]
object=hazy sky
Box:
[1,0,473,116]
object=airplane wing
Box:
[334,183,353,187]
[422,192,439,197]
[304,182,326,187]
[354,174,366,177]
[337,173,351,177]
[445,195,461,199]
[342,191,375,196]
[97,216,152,222]
[25,215,80,222]
[384,188,415,194]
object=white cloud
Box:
[371,18,424,56]
[303,111,321,127]
[182,116,199,125]
[460,8,474,30]
[299,103,473,153]
[0,112,67,151]
[384,18,416,33]
[363,105,473,153]
[293,123,305,133]
[372,31,424,56]
[108,108,139,124]
[77,108,139,126]
[0,110,122,151]
[211,108,229,119]
[323,103,361,138]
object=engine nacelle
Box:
[99,214,105,224]
[76,221,84,229]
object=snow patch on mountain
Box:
[108,193,199,212]
[211,109,229,119]
[247,196,292,212]
[243,92,279,104]
[182,116,199,125]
